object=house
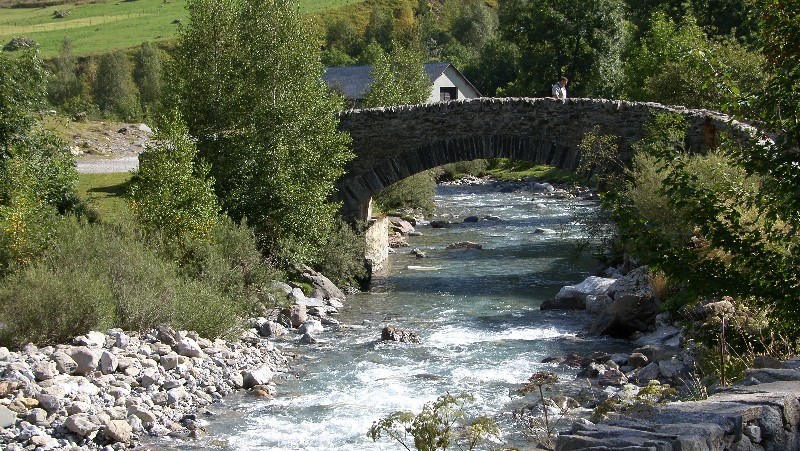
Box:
[323,62,481,107]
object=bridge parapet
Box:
[335,97,759,221]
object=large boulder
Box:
[607,266,654,299]
[67,346,99,375]
[104,419,133,443]
[588,294,660,337]
[389,217,415,235]
[542,276,616,310]
[242,365,274,389]
[294,264,346,301]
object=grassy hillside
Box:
[0,0,362,57]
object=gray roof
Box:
[323,62,474,100]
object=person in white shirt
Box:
[551,76,568,103]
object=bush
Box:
[374,170,437,216]
[438,159,489,181]
[0,262,115,347]
[314,219,368,290]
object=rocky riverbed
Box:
[0,270,346,450]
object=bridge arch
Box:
[335,97,758,221]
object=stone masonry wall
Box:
[336,97,760,220]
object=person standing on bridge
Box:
[552,76,568,103]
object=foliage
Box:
[514,371,566,450]
[368,393,500,450]
[0,50,78,271]
[313,219,368,290]
[498,0,628,97]
[437,159,489,181]
[364,44,431,107]
[486,159,581,184]
[622,12,765,108]
[374,171,437,216]
[171,0,353,265]
[129,111,219,257]
[132,41,163,118]
[93,50,141,120]
[46,37,84,111]
[576,125,622,183]
[464,37,519,96]
[687,296,800,386]
[0,213,282,347]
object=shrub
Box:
[374,170,437,216]
[314,219,368,290]
[0,262,115,347]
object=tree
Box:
[94,50,140,120]
[364,45,431,107]
[365,44,436,216]
[46,38,83,110]
[172,0,353,264]
[498,0,628,97]
[0,51,77,271]
[364,6,395,52]
[133,41,163,118]
[622,12,764,108]
[129,111,219,254]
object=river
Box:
[161,183,632,450]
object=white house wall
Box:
[427,66,481,103]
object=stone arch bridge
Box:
[335,97,758,221]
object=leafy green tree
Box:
[465,37,520,96]
[365,45,431,107]
[133,41,163,118]
[94,50,141,120]
[622,13,764,108]
[364,6,396,51]
[0,51,77,271]
[172,0,353,264]
[498,0,628,97]
[446,0,497,51]
[365,44,436,216]
[129,111,219,254]
[46,38,83,110]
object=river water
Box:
[165,183,631,450]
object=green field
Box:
[0,0,362,57]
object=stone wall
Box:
[336,97,760,220]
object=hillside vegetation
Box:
[0,0,359,56]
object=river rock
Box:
[285,304,308,328]
[381,325,421,343]
[463,216,480,223]
[295,264,346,301]
[104,419,132,443]
[588,294,660,337]
[298,320,324,335]
[430,220,452,228]
[68,346,99,375]
[628,352,649,369]
[128,405,157,424]
[51,351,78,375]
[389,217,415,234]
[585,294,614,315]
[242,366,274,389]
[177,336,203,358]
[32,361,56,381]
[259,320,286,338]
[65,413,99,437]
[446,241,482,250]
[35,393,61,413]
[299,333,318,344]
[74,330,106,348]
[607,266,653,299]
[155,324,179,346]
[99,350,119,374]
[598,369,629,386]
[0,405,16,428]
